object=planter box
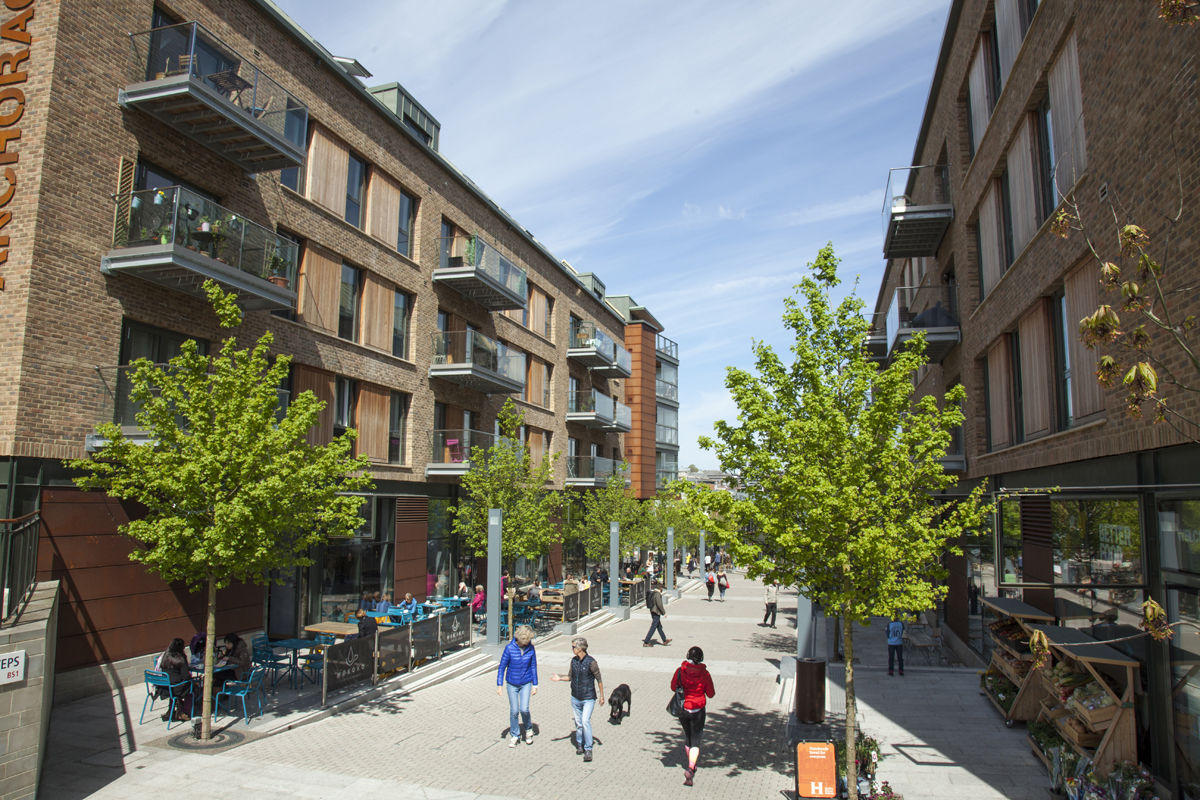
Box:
[1074,700,1117,727]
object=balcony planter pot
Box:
[268,276,288,287]
[448,256,464,269]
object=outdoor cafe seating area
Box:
[481,577,651,638]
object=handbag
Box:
[666,667,686,716]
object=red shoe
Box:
[683,768,694,786]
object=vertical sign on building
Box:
[795,740,837,798]
[0,0,34,288]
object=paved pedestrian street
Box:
[43,573,1052,799]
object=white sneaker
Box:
[509,735,519,747]
[524,729,534,744]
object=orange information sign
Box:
[795,740,838,798]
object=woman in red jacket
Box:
[671,646,715,786]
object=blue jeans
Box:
[644,614,667,643]
[505,682,532,738]
[571,696,596,750]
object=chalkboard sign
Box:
[412,616,439,661]
[324,635,375,694]
[440,608,470,651]
[377,626,410,674]
[795,740,837,798]
[563,591,580,622]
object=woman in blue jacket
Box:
[497,625,538,746]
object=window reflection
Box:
[1160,498,1200,574]
[1168,587,1200,800]
[1052,499,1142,585]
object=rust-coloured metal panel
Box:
[945,544,969,645]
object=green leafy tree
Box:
[646,480,714,569]
[452,399,562,563]
[567,463,646,562]
[70,281,371,740]
[699,245,992,800]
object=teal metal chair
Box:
[139,670,192,729]
[216,666,266,725]
[299,635,335,684]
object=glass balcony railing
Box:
[113,186,299,289]
[656,469,678,490]
[570,320,616,354]
[611,399,632,430]
[656,333,679,361]
[882,165,953,259]
[656,379,678,402]
[592,341,633,378]
[565,455,629,485]
[656,424,679,446]
[428,429,495,467]
[128,22,308,151]
[615,343,632,374]
[436,234,527,310]
[430,330,526,393]
[884,284,961,363]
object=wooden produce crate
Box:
[1058,715,1103,749]
[1074,699,1118,728]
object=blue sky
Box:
[276,0,950,469]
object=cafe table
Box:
[303,622,359,638]
[271,638,314,690]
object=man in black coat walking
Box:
[642,583,672,647]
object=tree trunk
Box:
[202,574,217,740]
[844,610,858,800]
[833,613,842,660]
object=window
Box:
[439,220,453,271]
[271,230,300,321]
[397,190,416,258]
[985,337,1013,451]
[996,0,1039,85]
[987,25,1002,107]
[590,442,598,460]
[404,115,431,146]
[437,309,448,332]
[966,30,1000,159]
[569,376,579,404]
[1053,290,1074,430]
[1009,330,1024,444]
[977,181,1005,298]
[569,315,582,346]
[999,169,1015,268]
[434,401,447,431]
[657,406,679,445]
[1035,96,1056,224]
[392,290,412,359]
[345,154,366,227]
[339,264,361,342]
[543,363,552,409]
[388,392,409,464]
[544,296,554,339]
[280,118,310,193]
[1048,34,1087,193]
[334,377,356,438]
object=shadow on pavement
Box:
[649,702,788,777]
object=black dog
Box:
[609,683,632,723]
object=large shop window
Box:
[1166,585,1200,798]
[315,496,395,623]
[1160,498,1200,574]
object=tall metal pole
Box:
[666,527,675,591]
[608,521,620,611]
[487,509,502,647]
[699,530,706,570]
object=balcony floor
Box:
[428,363,524,395]
[892,327,961,364]
[101,244,297,311]
[884,205,953,259]
[431,265,525,311]
[591,362,632,379]
[425,462,472,477]
[120,74,305,173]
[567,347,615,369]
[599,420,632,433]
[566,412,612,429]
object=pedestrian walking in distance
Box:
[549,637,605,762]
[496,625,538,746]
[643,582,672,647]
[716,568,729,601]
[704,568,716,601]
[761,580,779,628]
[672,646,715,786]
[887,615,905,677]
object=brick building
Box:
[869,0,1199,791]
[0,0,678,697]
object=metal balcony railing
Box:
[565,456,630,485]
[610,399,632,431]
[429,331,526,394]
[884,284,961,363]
[125,22,308,171]
[656,333,679,361]
[570,321,615,356]
[0,512,40,621]
[428,429,495,469]
[435,234,527,310]
[656,424,679,446]
[882,165,953,259]
[567,389,614,422]
[656,379,678,402]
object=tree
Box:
[567,462,646,563]
[698,245,992,800]
[647,479,715,563]
[70,281,371,739]
[452,399,562,564]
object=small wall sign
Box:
[0,651,25,685]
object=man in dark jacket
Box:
[643,582,672,647]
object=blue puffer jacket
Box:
[497,639,538,687]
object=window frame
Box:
[397,190,417,258]
[345,154,367,227]
[392,289,412,360]
[1052,289,1074,430]
[338,263,362,343]
[1035,94,1056,225]
[388,391,409,464]
[334,377,356,438]
[1010,330,1024,444]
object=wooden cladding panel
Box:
[987,336,1013,450]
[1049,33,1087,190]
[356,383,391,461]
[1019,300,1052,439]
[967,36,991,155]
[306,124,350,215]
[1007,115,1039,255]
[395,498,429,601]
[1020,495,1055,614]
[1065,261,1104,418]
[529,285,549,338]
[528,429,545,469]
[979,180,1005,298]
[362,272,394,352]
[298,244,341,335]
[525,356,545,406]
[293,365,335,446]
[367,170,401,250]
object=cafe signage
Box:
[0,0,34,278]
[440,608,470,650]
[795,740,837,798]
[323,636,374,695]
[377,626,410,674]
[411,616,438,661]
[563,591,579,622]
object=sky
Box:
[276,0,951,469]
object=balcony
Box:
[938,425,966,472]
[426,429,495,477]
[866,310,888,362]
[656,333,679,363]
[656,469,679,490]
[656,424,679,446]
[593,342,633,379]
[565,455,630,488]
[882,165,953,259]
[568,322,617,369]
[122,22,308,172]
[883,285,961,364]
[567,388,613,428]
[656,378,679,404]
[434,234,527,311]
[87,364,289,452]
[102,186,298,311]
[601,399,632,433]
[429,331,525,394]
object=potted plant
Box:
[267,253,292,287]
